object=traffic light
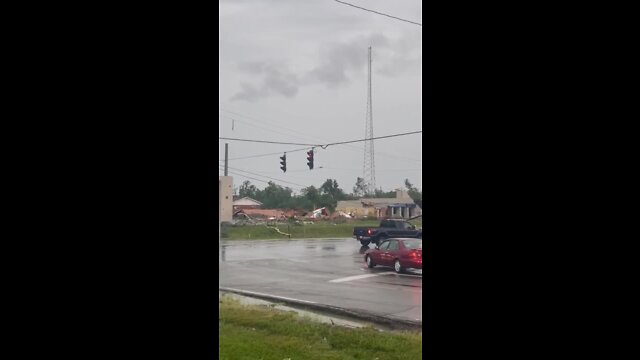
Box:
[306,149,314,170]
[280,153,287,173]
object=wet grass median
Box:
[219,296,422,359]
[221,219,422,240]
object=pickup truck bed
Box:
[353,219,422,246]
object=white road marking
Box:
[328,274,383,283]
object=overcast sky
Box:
[219,0,422,195]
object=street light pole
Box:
[224,143,228,176]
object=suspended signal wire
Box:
[333,0,422,26]
[220,165,306,187]
[218,147,310,161]
[219,167,304,191]
[220,108,422,162]
[219,130,421,149]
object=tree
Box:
[404,179,414,190]
[404,178,422,201]
[318,179,347,212]
[257,181,293,209]
[320,179,346,201]
[320,194,336,212]
[301,186,321,210]
[238,180,258,199]
[352,177,368,198]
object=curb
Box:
[219,287,422,331]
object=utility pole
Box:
[224,143,229,176]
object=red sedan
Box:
[364,238,422,273]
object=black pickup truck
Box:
[353,219,422,246]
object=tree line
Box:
[237,178,422,212]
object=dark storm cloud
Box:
[263,67,299,97]
[236,61,267,74]
[230,32,419,102]
[306,33,390,87]
[231,62,300,102]
[230,83,267,103]
[231,33,390,101]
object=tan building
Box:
[336,189,421,219]
[219,176,233,222]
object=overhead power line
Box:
[224,165,306,187]
[219,130,421,149]
[218,137,321,147]
[219,168,302,191]
[219,114,309,141]
[333,0,422,26]
[325,130,421,147]
[320,167,422,172]
[219,147,309,161]
[220,149,422,163]
[218,142,422,163]
[220,109,317,141]
[219,167,304,191]
[220,107,423,162]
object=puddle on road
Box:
[219,292,387,331]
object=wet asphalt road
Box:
[219,238,422,322]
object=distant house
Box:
[233,197,263,210]
[335,189,421,219]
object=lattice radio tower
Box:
[363,46,376,194]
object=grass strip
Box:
[219,296,422,360]
[221,220,422,240]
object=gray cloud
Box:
[306,33,390,87]
[375,51,421,77]
[231,32,419,102]
[263,67,299,97]
[236,61,267,74]
[230,83,267,103]
[231,62,300,102]
[375,32,422,76]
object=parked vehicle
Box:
[353,219,421,246]
[364,238,422,273]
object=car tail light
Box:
[408,250,417,258]
[367,229,372,235]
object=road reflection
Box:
[220,238,422,323]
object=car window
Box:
[388,240,399,251]
[401,239,422,249]
[402,222,412,230]
[381,220,391,228]
[378,241,390,250]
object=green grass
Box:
[221,219,423,240]
[219,296,422,360]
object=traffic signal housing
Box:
[306,149,314,170]
[280,153,287,173]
